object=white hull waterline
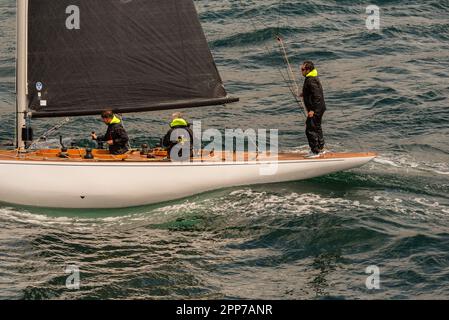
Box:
[0,152,376,208]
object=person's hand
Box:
[91,132,97,140]
[107,140,114,145]
[308,111,315,118]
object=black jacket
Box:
[162,124,194,159]
[97,123,129,155]
[303,76,327,115]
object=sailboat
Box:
[0,0,376,209]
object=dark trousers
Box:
[306,112,325,154]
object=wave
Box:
[210,26,300,48]
[373,153,449,177]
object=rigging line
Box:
[274,0,298,90]
[275,52,306,119]
[272,0,307,117]
[29,117,71,150]
[237,0,306,119]
[276,36,308,117]
[276,65,305,113]
[277,37,300,93]
[276,41,297,96]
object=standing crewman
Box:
[300,61,326,158]
[91,110,129,155]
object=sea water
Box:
[0,0,448,299]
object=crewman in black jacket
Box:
[162,112,193,161]
[300,61,326,158]
[91,110,129,155]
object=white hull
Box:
[0,154,375,209]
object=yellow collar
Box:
[170,118,188,128]
[110,115,121,125]
[306,69,318,78]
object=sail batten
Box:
[27,0,237,118]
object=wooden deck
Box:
[0,149,377,163]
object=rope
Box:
[237,0,306,119]
[276,36,308,117]
[29,117,71,150]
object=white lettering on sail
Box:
[66,5,80,30]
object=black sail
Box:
[27,0,238,118]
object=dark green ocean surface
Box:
[0,0,448,299]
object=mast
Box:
[16,0,28,150]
